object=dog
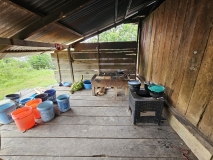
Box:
[96,87,106,96]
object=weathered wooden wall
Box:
[138,0,213,143]
[51,41,137,83]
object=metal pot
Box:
[128,80,141,92]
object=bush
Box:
[0,57,57,100]
[28,54,54,70]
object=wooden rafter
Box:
[125,0,132,19]
[127,0,157,18]
[10,0,96,40]
[55,23,83,37]
[115,0,118,24]
[0,37,68,49]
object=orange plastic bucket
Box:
[11,107,35,131]
[25,98,42,119]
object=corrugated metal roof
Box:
[6,46,55,52]
[0,0,39,38]
[0,0,165,58]
[59,0,115,35]
[26,23,82,44]
[9,0,73,16]
[117,0,130,21]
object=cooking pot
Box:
[128,80,141,92]
[136,89,151,97]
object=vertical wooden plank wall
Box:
[138,0,213,143]
[51,51,73,82]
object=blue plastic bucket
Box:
[83,80,92,90]
[19,97,33,105]
[44,89,56,102]
[0,102,16,124]
[37,101,55,122]
[56,94,70,112]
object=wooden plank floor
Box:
[0,87,197,160]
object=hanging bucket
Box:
[19,97,33,105]
[83,80,92,90]
[37,101,55,122]
[56,94,70,112]
[25,98,42,119]
[44,89,56,102]
[11,107,35,131]
[0,102,16,124]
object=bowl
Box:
[148,85,165,98]
[63,82,71,87]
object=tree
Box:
[83,23,138,43]
[28,54,53,70]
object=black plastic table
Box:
[128,90,164,125]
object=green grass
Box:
[0,69,57,100]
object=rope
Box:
[170,145,189,160]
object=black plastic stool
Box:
[129,89,164,125]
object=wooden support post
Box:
[114,87,118,96]
[55,51,62,82]
[136,18,142,80]
[97,34,100,75]
[67,46,75,83]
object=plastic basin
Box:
[25,98,42,119]
[34,93,48,102]
[11,107,35,131]
[0,102,16,124]
[56,94,71,112]
[44,89,56,102]
[19,97,33,105]
[37,101,55,122]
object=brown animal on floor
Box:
[96,87,105,96]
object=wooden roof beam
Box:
[125,0,156,18]
[11,0,95,40]
[115,0,118,24]
[125,0,132,19]
[56,23,83,37]
[0,37,68,49]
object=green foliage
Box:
[0,57,57,100]
[28,54,53,70]
[84,23,138,43]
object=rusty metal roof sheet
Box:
[9,0,73,16]
[0,0,39,38]
[26,23,82,44]
[0,0,165,58]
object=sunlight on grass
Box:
[0,69,57,100]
